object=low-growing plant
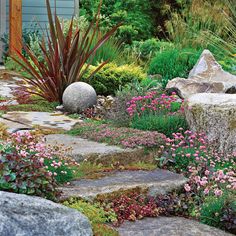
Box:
[97,191,161,225]
[127,91,187,136]
[0,132,79,200]
[0,132,60,200]
[11,0,121,103]
[131,114,188,137]
[63,198,118,235]
[159,130,236,200]
[68,121,165,149]
[107,79,161,127]
[200,195,227,228]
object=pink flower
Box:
[20,150,28,157]
[184,184,191,192]
[204,188,209,195]
[214,189,223,196]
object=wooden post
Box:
[9,0,22,55]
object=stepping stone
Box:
[60,169,187,200]
[117,217,232,236]
[45,134,156,165]
[0,117,31,133]
[2,112,81,131]
[0,77,21,98]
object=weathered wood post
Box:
[9,0,22,55]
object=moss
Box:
[229,119,236,130]
[7,100,59,112]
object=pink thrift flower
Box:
[184,184,191,192]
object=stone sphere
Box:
[62,82,97,113]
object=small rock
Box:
[63,82,97,113]
[0,191,92,236]
[184,93,236,153]
[166,50,236,98]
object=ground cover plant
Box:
[0,131,79,200]
[63,197,118,236]
[67,120,165,149]
[127,91,188,137]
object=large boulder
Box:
[166,50,236,98]
[184,93,236,153]
[0,191,92,236]
[63,82,97,113]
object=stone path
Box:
[60,169,187,200]
[117,217,233,236]
[0,77,21,98]
[45,134,154,165]
[1,112,81,131]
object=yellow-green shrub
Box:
[82,63,146,95]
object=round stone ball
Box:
[62,82,97,113]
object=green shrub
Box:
[149,48,202,88]
[139,39,173,60]
[131,114,188,137]
[83,63,146,96]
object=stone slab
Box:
[0,117,31,133]
[2,112,81,131]
[45,134,157,165]
[60,169,187,200]
[117,217,232,236]
[0,77,21,98]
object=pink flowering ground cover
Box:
[0,131,79,200]
[126,91,188,137]
[159,130,236,197]
[126,91,183,117]
[68,121,165,149]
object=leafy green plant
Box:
[83,63,146,95]
[11,0,121,103]
[149,47,202,87]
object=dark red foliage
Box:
[99,192,161,226]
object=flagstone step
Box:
[60,169,187,200]
[117,217,233,236]
[2,112,81,131]
[45,134,157,165]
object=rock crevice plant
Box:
[11,0,121,103]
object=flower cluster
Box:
[160,130,236,197]
[126,91,183,117]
